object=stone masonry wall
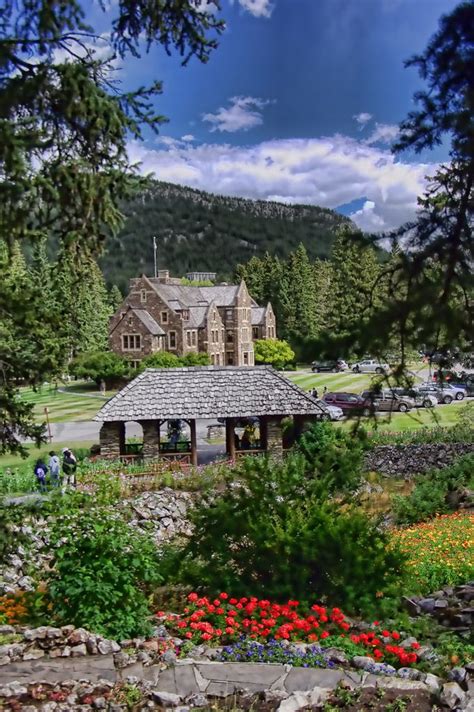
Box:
[364,442,474,476]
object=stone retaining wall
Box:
[364,443,474,476]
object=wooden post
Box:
[190,419,198,467]
[226,418,236,460]
[44,407,53,443]
[259,416,268,451]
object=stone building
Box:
[109,270,276,367]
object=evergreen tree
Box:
[364,2,474,360]
[313,259,333,334]
[328,229,382,339]
[0,0,224,453]
[109,285,124,312]
[281,244,318,340]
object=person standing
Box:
[62,448,77,488]
[48,451,61,487]
[34,459,48,492]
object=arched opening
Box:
[124,421,143,461]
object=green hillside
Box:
[100,181,352,291]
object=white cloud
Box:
[202,96,271,133]
[353,112,373,128]
[127,133,436,233]
[230,0,274,18]
[365,122,399,146]
[349,200,386,232]
[181,134,196,142]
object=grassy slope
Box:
[0,441,96,469]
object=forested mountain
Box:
[100,181,353,291]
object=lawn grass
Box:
[0,440,96,469]
[20,384,106,423]
[287,370,376,393]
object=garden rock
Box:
[440,681,466,709]
[405,582,474,632]
[151,690,183,707]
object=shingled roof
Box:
[95,366,325,421]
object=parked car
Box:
[451,373,474,396]
[432,370,458,383]
[311,359,348,372]
[360,390,415,413]
[418,383,466,404]
[323,392,373,417]
[315,399,344,421]
[391,387,438,408]
[351,359,389,374]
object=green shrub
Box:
[180,352,211,366]
[393,454,474,524]
[69,351,129,386]
[141,352,181,369]
[297,421,368,493]
[165,454,405,616]
[46,508,162,639]
[254,339,295,370]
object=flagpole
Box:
[153,235,157,278]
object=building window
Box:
[161,311,169,324]
[225,308,233,321]
[130,360,141,369]
[186,331,192,347]
[243,351,249,365]
[182,309,189,321]
[140,289,147,303]
[227,354,234,365]
[227,331,233,343]
[122,334,141,351]
[168,331,177,349]
[191,330,197,346]
[252,326,259,339]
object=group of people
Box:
[33,448,77,492]
[311,386,328,400]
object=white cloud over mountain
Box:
[202,96,271,132]
[128,133,435,232]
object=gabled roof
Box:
[109,306,165,337]
[251,307,265,325]
[95,366,325,421]
[133,309,165,336]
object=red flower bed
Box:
[158,593,420,668]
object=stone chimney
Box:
[157,269,170,284]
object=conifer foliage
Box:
[0,0,224,453]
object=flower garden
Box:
[0,424,473,710]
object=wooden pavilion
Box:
[95,366,325,464]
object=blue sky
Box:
[90,0,459,231]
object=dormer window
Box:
[161,311,169,324]
[182,309,190,321]
[140,289,147,303]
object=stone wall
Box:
[0,489,193,594]
[364,443,474,476]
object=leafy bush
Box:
[46,508,162,639]
[391,513,474,594]
[165,454,405,615]
[180,352,211,366]
[297,421,367,493]
[69,351,129,386]
[393,455,474,524]
[254,338,295,370]
[141,351,181,369]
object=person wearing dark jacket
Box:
[34,459,48,492]
[62,448,77,487]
